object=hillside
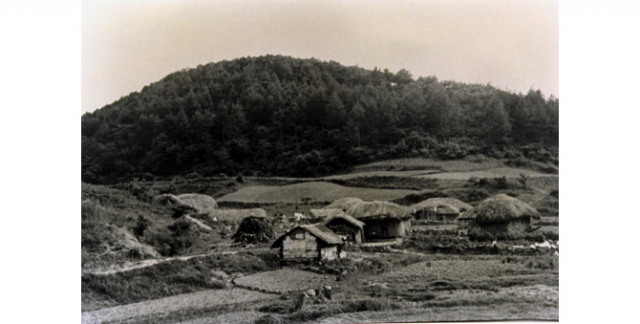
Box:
[82,55,558,184]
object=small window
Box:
[294,233,305,240]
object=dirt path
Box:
[83,251,238,276]
[81,288,275,324]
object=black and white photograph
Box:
[77,1,563,323]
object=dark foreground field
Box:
[82,250,558,324]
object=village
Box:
[81,175,560,324]
[162,193,558,263]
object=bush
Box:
[254,314,283,324]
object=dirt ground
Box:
[81,288,275,324]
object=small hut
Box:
[271,224,346,261]
[458,194,541,235]
[325,197,364,211]
[346,201,411,241]
[323,212,366,244]
[411,198,472,222]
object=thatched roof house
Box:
[346,201,411,240]
[411,198,472,222]
[323,213,366,244]
[271,224,346,261]
[458,194,541,234]
[325,197,364,211]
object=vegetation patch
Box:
[82,252,276,306]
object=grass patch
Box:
[82,252,276,306]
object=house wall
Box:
[362,219,406,240]
[320,245,339,260]
[325,219,363,243]
[469,217,531,235]
[281,228,319,260]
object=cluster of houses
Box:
[271,194,541,262]
[154,192,543,263]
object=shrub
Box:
[254,314,283,324]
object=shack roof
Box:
[271,224,343,248]
[324,213,365,229]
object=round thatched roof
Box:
[459,194,541,224]
[411,198,472,213]
[346,201,408,220]
[325,197,364,211]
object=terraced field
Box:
[217,181,417,204]
[414,167,555,180]
[233,269,335,294]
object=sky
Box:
[82,0,559,114]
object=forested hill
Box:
[82,55,558,184]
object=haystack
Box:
[346,201,411,240]
[459,194,541,234]
[232,216,276,244]
[325,197,364,211]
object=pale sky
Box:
[82,0,559,114]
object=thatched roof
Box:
[324,213,365,229]
[346,201,409,220]
[310,208,348,219]
[411,198,472,213]
[271,224,343,248]
[154,193,218,214]
[459,194,541,224]
[325,197,364,211]
[420,204,460,216]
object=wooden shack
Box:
[271,224,346,261]
[323,212,366,244]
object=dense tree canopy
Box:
[82,55,559,183]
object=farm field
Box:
[234,269,335,294]
[352,157,508,173]
[414,167,556,180]
[217,181,417,204]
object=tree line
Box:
[82,55,558,183]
